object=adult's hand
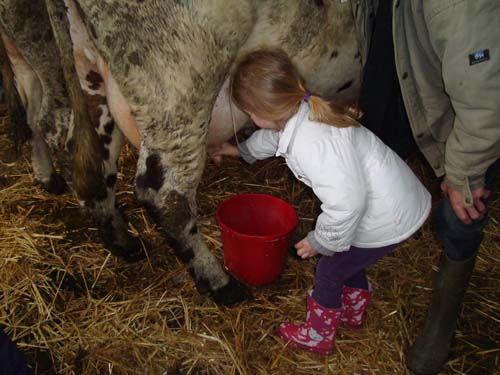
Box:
[440,181,490,225]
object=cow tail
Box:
[0,32,31,157]
[44,0,106,203]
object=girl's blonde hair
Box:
[230,49,360,128]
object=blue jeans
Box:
[434,198,488,261]
[434,158,499,261]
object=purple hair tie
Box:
[303,92,312,103]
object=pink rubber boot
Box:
[340,283,375,329]
[279,292,342,355]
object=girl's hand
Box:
[295,237,318,259]
[210,142,240,165]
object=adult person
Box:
[390,1,500,374]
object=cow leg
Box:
[0,33,31,157]
[24,87,68,195]
[91,108,144,261]
[136,145,247,305]
[0,31,67,194]
[64,104,143,261]
[30,128,66,194]
[83,104,144,261]
[59,85,143,261]
[24,81,67,194]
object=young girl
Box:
[213,50,431,355]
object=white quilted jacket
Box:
[240,102,431,255]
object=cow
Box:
[0,0,376,305]
[0,0,143,263]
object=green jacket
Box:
[393,0,500,204]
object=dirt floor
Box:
[0,111,498,375]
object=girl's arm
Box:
[211,129,280,164]
[238,129,280,163]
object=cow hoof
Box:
[192,272,211,295]
[37,173,68,195]
[108,236,146,262]
[211,276,252,306]
[98,214,147,262]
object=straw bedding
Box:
[0,111,498,375]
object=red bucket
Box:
[216,194,298,286]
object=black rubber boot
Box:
[406,254,477,374]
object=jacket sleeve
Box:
[238,129,280,164]
[428,1,500,201]
[297,138,368,255]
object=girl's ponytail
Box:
[307,94,361,128]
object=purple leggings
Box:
[312,243,399,308]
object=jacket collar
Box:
[276,102,310,157]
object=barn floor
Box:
[0,110,499,375]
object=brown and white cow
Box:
[0,0,376,304]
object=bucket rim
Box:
[216,193,298,240]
